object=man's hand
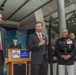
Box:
[4,58,8,64]
[61,55,71,60]
[61,55,66,59]
[53,57,57,61]
[64,55,71,60]
[39,40,45,46]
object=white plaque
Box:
[12,50,20,58]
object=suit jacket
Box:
[28,32,48,64]
[0,27,8,58]
[55,37,75,65]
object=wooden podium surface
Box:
[7,49,31,75]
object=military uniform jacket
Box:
[74,40,76,61]
[55,37,75,65]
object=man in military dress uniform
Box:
[55,29,75,75]
[52,45,57,75]
[69,32,76,75]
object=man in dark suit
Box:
[28,22,48,75]
[55,29,75,75]
[0,14,8,75]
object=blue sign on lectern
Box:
[20,50,29,58]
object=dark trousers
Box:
[0,52,4,75]
[31,56,48,75]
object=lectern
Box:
[7,49,31,75]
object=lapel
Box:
[42,34,44,39]
[34,32,40,42]
[42,34,46,40]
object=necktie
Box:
[39,33,43,42]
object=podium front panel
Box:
[14,64,26,75]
